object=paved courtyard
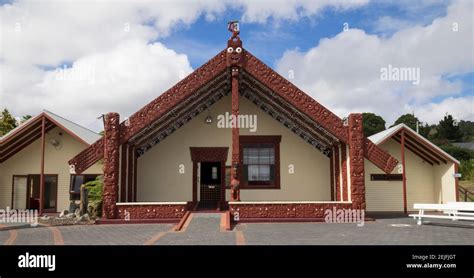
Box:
[1,213,473,245]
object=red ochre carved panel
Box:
[117,204,187,219]
[102,113,120,219]
[68,138,104,174]
[229,203,353,219]
[364,138,398,174]
[190,147,229,162]
[348,114,365,209]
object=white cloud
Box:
[0,0,226,66]
[0,0,222,130]
[276,0,473,125]
[408,96,473,124]
[2,39,193,130]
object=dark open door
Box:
[199,162,221,209]
[27,174,58,212]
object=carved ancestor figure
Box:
[230,166,240,201]
[226,21,244,68]
[227,21,242,201]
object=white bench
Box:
[409,202,474,225]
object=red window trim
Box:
[239,135,281,189]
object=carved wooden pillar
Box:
[226,22,244,202]
[333,145,340,201]
[341,142,348,201]
[230,69,240,201]
[348,114,365,210]
[103,112,120,219]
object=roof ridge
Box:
[43,109,100,135]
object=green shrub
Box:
[439,145,474,161]
[85,176,103,218]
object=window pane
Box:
[259,165,270,181]
[269,148,275,164]
[243,148,248,164]
[211,167,218,179]
[72,175,84,193]
[247,148,259,164]
[259,148,270,164]
[248,165,259,181]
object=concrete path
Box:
[0,217,473,245]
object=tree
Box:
[362,113,386,137]
[391,113,430,138]
[458,120,474,142]
[437,114,463,142]
[439,144,474,161]
[20,115,32,124]
[0,109,18,136]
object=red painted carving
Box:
[68,138,104,174]
[189,147,228,162]
[341,142,348,202]
[333,145,340,201]
[103,113,120,219]
[226,21,244,68]
[348,114,365,210]
[364,138,398,174]
[117,204,187,219]
[230,203,352,219]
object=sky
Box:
[0,0,473,132]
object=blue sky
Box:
[161,1,451,68]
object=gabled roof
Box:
[0,110,100,163]
[69,46,398,174]
[369,123,460,165]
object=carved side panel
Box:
[230,203,353,219]
[333,145,340,201]
[117,204,187,219]
[364,138,398,174]
[244,51,349,142]
[341,143,348,202]
[68,138,104,174]
[103,113,120,219]
[348,114,365,210]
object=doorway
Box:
[199,162,221,209]
[12,174,58,212]
[190,147,228,210]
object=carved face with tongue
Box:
[226,37,244,67]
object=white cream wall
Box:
[137,94,332,202]
[365,138,450,212]
[433,163,457,204]
[0,127,102,212]
[365,139,403,211]
[404,141,436,211]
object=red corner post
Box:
[103,112,120,219]
[348,114,365,210]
